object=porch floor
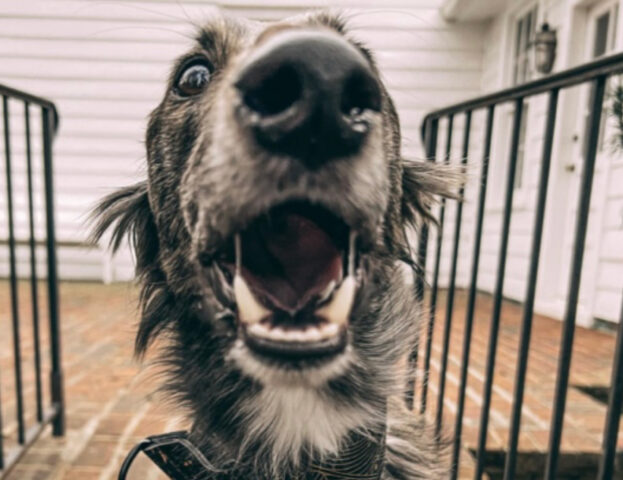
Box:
[417,289,623,479]
[1,281,175,480]
[0,282,621,479]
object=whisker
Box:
[86,25,195,42]
[344,8,462,48]
[175,0,202,31]
[78,0,193,24]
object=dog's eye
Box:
[176,61,211,97]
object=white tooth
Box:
[284,330,303,342]
[269,327,287,341]
[319,322,339,339]
[295,330,310,342]
[248,322,270,338]
[305,327,322,342]
[234,274,270,324]
[315,276,356,326]
[319,281,336,303]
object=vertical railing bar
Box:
[0,343,3,467]
[544,75,607,480]
[450,105,495,480]
[3,95,26,445]
[406,116,438,410]
[502,89,559,480]
[596,293,623,480]
[42,106,65,436]
[435,110,472,435]
[473,98,524,479]
[24,101,44,423]
[0,99,5,471]
[421,114,454,414]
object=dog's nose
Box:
[234,30,382,164]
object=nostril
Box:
[340,71,382,117]
[242,65,303,116]
[235,30,382,162]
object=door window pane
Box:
[594,12,611,57]
[513,7,538,85]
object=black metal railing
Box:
[1,84,64,477]
[410,52,623,480]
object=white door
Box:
[561,0,621,325]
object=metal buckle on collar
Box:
[117,431,223,480]
[118,428,386,480]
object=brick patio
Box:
[1,281,180,480]
[416,290,622,479]
[1,281,621,479]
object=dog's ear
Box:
[401,159,460,228]
[91,183,177,357]
[90,181,158,272]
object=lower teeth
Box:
[247,322,340,343]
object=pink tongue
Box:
[242,214,342,312]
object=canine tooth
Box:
[319,281,336,303]
[234,274,270,324]
[315,276,356,326]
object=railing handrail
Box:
[414,50,623,480]
[422,50,623,124]
[1,83,64,478]
[0,83,59,132]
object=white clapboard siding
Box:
[594,158,623,321]
[0,0,485,282]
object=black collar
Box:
[118,428,386,479]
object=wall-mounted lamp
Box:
[534,22,557,74]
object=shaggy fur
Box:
[92,11,453,479]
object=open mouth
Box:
[216,202,359,361]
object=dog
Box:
[93,11,454,479]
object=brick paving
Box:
[1,281,182,480]
[414,289,622,479]
[1,281,621,479]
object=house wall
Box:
[0,0,485,281]
[432,0,623,324]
